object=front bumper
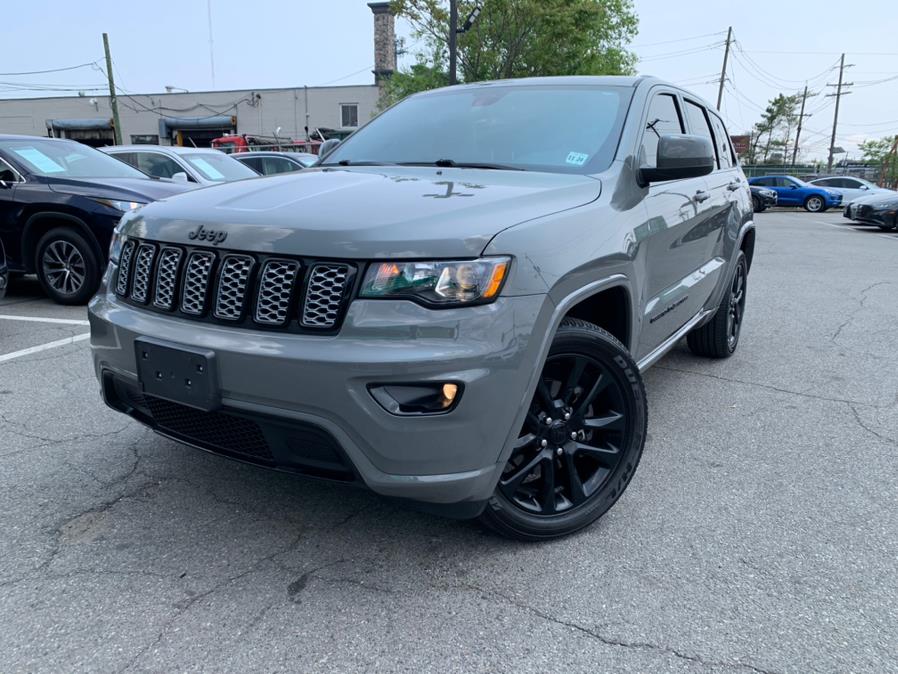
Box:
[89,269,551,509]
[844,202,896,227]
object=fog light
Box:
[442,383,458,404]
[369,382,464,416]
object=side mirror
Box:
[0,180,10,189]
[638,134,714,186]
[319,138,342,159]
[861,185,869,190]
[172,172,189,183]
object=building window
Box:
[131,134,160,145]
[341,103,359,128]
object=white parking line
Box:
[0,314,90,326]
[0,333,90,364]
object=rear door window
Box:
[708,113,736,169]
[683,100,718,169]
[639,93,684,169]
[135,152,186,180]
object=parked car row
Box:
[748,174,894,214]
[101,145,259,185]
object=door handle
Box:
[693,190,710,203]
[727,180,742,191]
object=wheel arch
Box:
[561,282,633,354]
[22,211,103,272]
[739,224,756,271]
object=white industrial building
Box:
[0,2,395,148]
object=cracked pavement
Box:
[1,211,896,672]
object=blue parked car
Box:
[748,175,842,213]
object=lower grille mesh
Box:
[144,396,273,462]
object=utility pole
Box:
[102,33,123,146]
[448,3,481,85]
[826,53,853,171]
[448,0,458,85]
[791,85,812,167]
[716,26,733,110]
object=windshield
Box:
[321,84,631,174]
[2,139,148,179]
[182,153,258,181]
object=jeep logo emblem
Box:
[187,224,228,245]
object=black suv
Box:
[0,135,192,304]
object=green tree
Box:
[859,135,898,187]
[382,0,638,107]
[749,93,800,164]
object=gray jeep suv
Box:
[89,76,754,540]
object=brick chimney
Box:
[368,2,396,85]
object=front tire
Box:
[480,319,647,541]
[35,227,101,305]
[751,195,765,212]
[804,195,825,213]
[687,250,748,358]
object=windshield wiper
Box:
[400,159,524,171]
[326,159,397,167]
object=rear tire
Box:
[480,319,647,541]
[35,227,100,305]
[687,251,748,359]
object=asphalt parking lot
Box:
[1,210,896,673]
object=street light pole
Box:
[448,0,458,85]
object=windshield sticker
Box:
[191,157,225,180]
[13,147,65,173]
[565,152,589,166]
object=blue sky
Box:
[3,0,896,159]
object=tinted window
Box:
[323,85,631,174]
[814,178,836,187]
[753,177,772,186]
[1,139,147,179]
[683,100,717,168]
[640,93,684,169]
[708,113,735,169]
[237,156,263,172]
[262,157,301,174]
[135,152,185,179]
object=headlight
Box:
[360,257,511,307]
[91,197,146,213]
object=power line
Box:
[0,61,102,76]
[632,30,727,49]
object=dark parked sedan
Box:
[844,192,898,231]
[232,151,317,175]
[0,135,192,304]
[750,185,777,212]
[0,239,7,300]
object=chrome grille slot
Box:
[302,264,350,328]
[180,251,215,315]
[213,254,254,320]
[115,240,136,296]
[255,259,300,326]
[152,247,183,310]
[130,243,157,304]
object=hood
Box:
[125,166,601,258]
[850,190,898,206]
[46,176,195,202]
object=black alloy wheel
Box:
[481,319,647,540]
[727,256,747,350]
[687,250,749,358]
[35,227,101,305]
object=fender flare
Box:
[21,211,102,271]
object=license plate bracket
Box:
[135,338,219,411]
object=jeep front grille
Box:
[113,238,355,332]
[213,254,254,320]
[153,247,183,310]
[180,251,215,315]
[130,243,157,304]
[255,259,300,326]
[302,264,350,328]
